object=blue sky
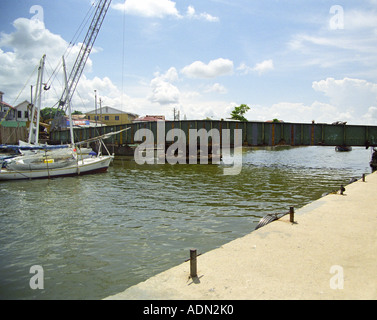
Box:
[1,0,377,124]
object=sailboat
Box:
[0,55,118,181]
[0,150,114,180]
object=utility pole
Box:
[94,90,97,127]
[99,98,102,127]
[173,107,180,121]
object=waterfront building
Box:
[86,106,138,126]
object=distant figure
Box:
[371,148,377,172]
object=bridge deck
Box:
[50,120,377,148]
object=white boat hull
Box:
[0,156,114,180]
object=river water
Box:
[0,146,373,299]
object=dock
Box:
[105,171,377,300]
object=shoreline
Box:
[105,171,377,300]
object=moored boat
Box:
[0,154,113,180]
[335,145,352,152]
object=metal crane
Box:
[52,0,112,130]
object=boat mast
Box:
[28,54,46,145]
[62,56,75,146]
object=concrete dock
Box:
[106,172,377,300]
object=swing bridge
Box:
[50,119,377,155]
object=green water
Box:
[0,146,373,299]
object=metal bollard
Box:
[289,206,294,223]
[362,174,365,182]
[340,185,345,195]
[190,248,197,278]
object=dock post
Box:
[289,206,294,223]
[362,174,366,182]
[190,248,197,278]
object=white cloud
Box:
[310,77,377,124]
[253,59,274,75]
[0,18,84,104]
[288,8,377,71]
[160,67,179,82]
[242,101,350,124]
[312,77,377,108]
[148,67,180,105]
[237,63,252,74]
[112,0,182,19]
[204,83,227,94]
[238,59,274,75]
[181,58,234,79]
[186,6,219,22]
[362,106,377,124]
[179,99,232,120]
[113,1,219,22]
[344,9,377,30]
[216,77,377,125]
[0,17,136,114]
[246,77,377,125]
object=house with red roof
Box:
[0,91,17,122]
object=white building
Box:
[15,100,31,122]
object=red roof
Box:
[0,101,15,109]
[133,115,165,122]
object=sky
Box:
[1,0,377,124]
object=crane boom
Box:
[53,0,112,129]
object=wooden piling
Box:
[289,206,294,223]
[190,248,197,278]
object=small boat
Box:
[0,152,113,180]
[335,146,352,152]
[0,129,128,180]
[5,148,76,171]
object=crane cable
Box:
[43,1,97,90]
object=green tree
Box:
[40,107,66,122]
[230,104,250,121]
